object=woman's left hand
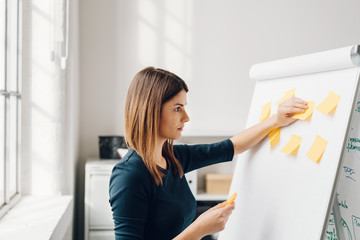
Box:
[275,97,308,127]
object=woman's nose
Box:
[183,110,190,122]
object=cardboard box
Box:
[205,174,233,195]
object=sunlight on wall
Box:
[138,0,157,26]
[137,19,158,65]
[136,0,194,132]
[137,0,193,76]
[22,0,66,196]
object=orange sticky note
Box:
[276,88,296,105]
[306,135,328,163]
[316,91,341,115]
[280,135,302,156]
[293,101,315,120]
[269,128,281,148]
[259,102,271,121]
[222,192,237,208]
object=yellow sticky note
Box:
[269,128,280,148]
[316,91,341,115]
[293,101,315,120]
[259,102,271,121]
[276,88,296,105]
[280,135,302,155]
[306,135,328,163]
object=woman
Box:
[109,67,307,240]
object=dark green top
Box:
[109,139,234,240]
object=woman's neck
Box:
[155,139,167,169]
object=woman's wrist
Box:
[265,115,281,130]
[173,221,204,240]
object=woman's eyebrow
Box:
[172,103,186,107]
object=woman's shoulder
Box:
[111,149,150,182]
[109,149,153,205]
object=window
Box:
[0,0,21,217]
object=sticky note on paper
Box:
[276,88,296,105]
[280,135,302,155]
[316,91,341,115]
[293,101,315,120]
[306,135,328,163]
[269,128,280,148]
[259,102,271,121]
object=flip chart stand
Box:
[332,195,345,240]
[325,54,360,240]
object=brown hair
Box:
[124,66,188,185]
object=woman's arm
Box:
[173,202,235,240]
[109,164,151,240]
[230,97,307,155]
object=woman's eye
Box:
[175,107,181,112]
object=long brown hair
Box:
[124,67,188,185]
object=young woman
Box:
[109,67,307,240]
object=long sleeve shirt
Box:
[109,139,234,240]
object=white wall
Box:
[77,0,360,239]
[80,0,360,157]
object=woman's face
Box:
[159,90,190,141]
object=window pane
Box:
[9,96,18,197]
[0,0,5,90]
[0,96,5,206]
[7,0,17,92]
[7,0,18,92]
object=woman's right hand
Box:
[173,201,235,240]
[194,201,235,236]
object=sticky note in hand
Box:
[222,192,237,208]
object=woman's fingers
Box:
[283,97,307,108]
[222,204,235,217]
[287,106,306,115]
[275,97,308,127]
[280,97,307,114]
[219,202,235,218]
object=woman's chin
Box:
[174,132,182,140]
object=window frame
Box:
[0,0,21,219]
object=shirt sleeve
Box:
[109,164,151,240]
[174,139,234,173]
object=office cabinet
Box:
[89,231,114,240]
[85,160,118,240]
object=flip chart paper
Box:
[276,88,296,105]
[306,135,328,163]
[293,101,315,120]
[259,102,271,121]
[269,128,281,147]
[316,91,341,115]
[249,46,358,81]
[219,45,360,240]
[280,134,302,155]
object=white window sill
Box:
[0,195,73,240]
